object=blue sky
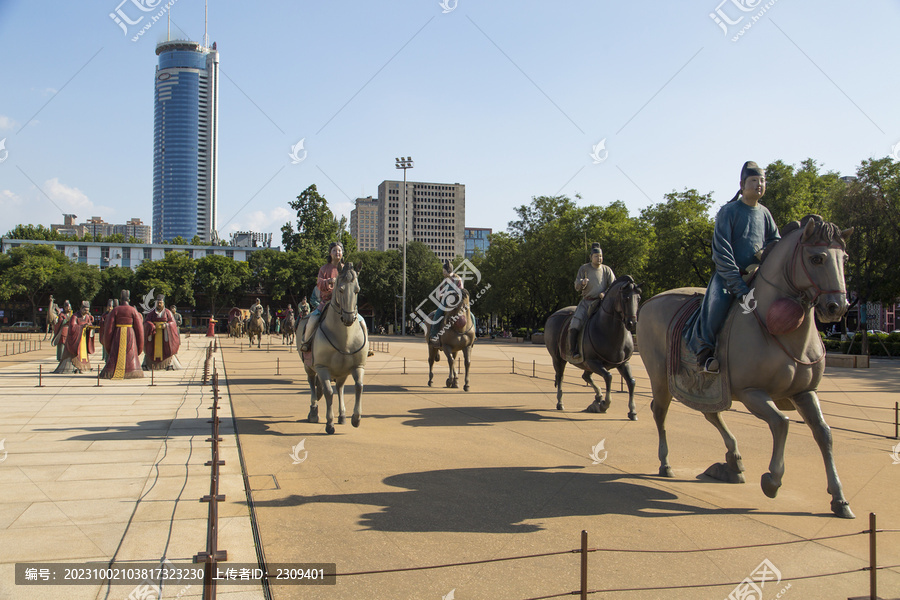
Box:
[1,0,898,243]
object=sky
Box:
[1,0,899,244]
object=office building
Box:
[349,196,379,252]
[377,180,465,263]
[464,227,491,258]
[152,38,220,243]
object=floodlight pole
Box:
[395,157,414,336]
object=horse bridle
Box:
[600,283,639,324]
[331,273,359,322]
[760,238,847,309]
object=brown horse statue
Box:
[427,290,476,391]
[544,275,642,417]
[637,215,855,518]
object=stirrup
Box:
[702,356,719,374]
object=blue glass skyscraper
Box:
[153,39,219,243]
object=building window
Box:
[144,247,152,260]
[225,250,234,259]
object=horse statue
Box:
[44,295,59,340]
[296,263,368,435]
[426,290,476,391]
[246,305,265,348]
[264,305,273,333]
[637,215,855,518]
[283,309,296,345]
[543,276,642,417]
[228,318,244,338]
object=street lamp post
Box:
[395,157,414,336]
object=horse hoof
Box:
[760,473,780,498]
[307,410,319,424]
[726,453,744,474]
[451,382,459,389]
[627,412,638,421]
[446,379,452,388]
[585,401,606,414]
[338,415,345,425]
[351,414,360,428]
[325,424,335,435]
[704,462,744,484]
[831,500,855,519]
[428,380,433,387]
[659,465,674,478]
[463,385,469,392]
[556,402,564,411]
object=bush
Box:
[515,327,529,339]
[825,334,900,357]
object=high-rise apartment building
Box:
[152,39,219,243]
[51,214,152,244]
[349,196,379,252]
[377,181,465,263]
[464,227,491,258]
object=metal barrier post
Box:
[869,512,877,600]
[96,370,101,387]
[533,360,535,378]
[150,368,155,387]
[403,357,406,375]
[895,402,898,440]
[580,530,588,600]
[276,357,280,376]
[512,357,515,374]
[38,364,43,388]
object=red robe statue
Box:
[143,307,181,370]
[100,303,145,379]
[66,312,96,372]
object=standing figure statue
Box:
[570,243,615,363]
[170,304,183,329]
[684,161,780,373]
[50,300,74,370]
[299,242,344,352]
[68,301,96,373]
[206,316,217,337]
[100,290,145,379]
[99,299,117,361]
[143,294,182,371]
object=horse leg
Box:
[428,347,435,387]
[335,375,348,425]
[445,349,456,388]
[306,369,319,423]
[792,391,854,518]
[701,412,745,484]
[581,359,611,413]
[351,366,364,427]
[315,367,336,434]
[737,389,789,499]
[551,354,567,410]
[462,344,471,392]
[651,388,674,477]
[618,362,638,420]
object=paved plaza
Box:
[1,332,899,599]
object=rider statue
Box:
[298,296,311,318]
[300,242,344,352]
[684,160,780,374]
[429,260,464,348]
[570,243,615,362]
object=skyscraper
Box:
[377,180,465,263]
[152,39,219,243]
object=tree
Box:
[247,248,281,297]
[0,243,69,325]
[195,254,251,316]
[97,265,136,305]
[170,236,189,246]
[281,184,348,255]
[639,189,715,296]
[763,159,841,227]
[51,261,101,309]
[831,157,900,353]
[271,247,321,306]
[133,251,195,308]
[354,250,402,327]
[5,224,72,241]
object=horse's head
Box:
[605,276,643,333]
[334,262,360,327]
[779,215,853,323]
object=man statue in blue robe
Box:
[684,161,780,373]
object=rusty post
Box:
[38,364,43,388]
[403,357,406,375]
[512,357,515,374]
[96,369,101,387]
[150,368,155,387]
[276,357,280,376]
[532,360,535,378]
[580,530,588,600]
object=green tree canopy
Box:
[51,262,101,310]
[195,254,251,316]
[281,184,354,255]
[763,158,841,227]
[0,243,69,324]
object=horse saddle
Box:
[556,309,593,366]
[666,295,732,413]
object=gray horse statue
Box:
[544,275,642,417]
[283,310,295,345]
[637,215,855,518]
[246,305,265,348]
[427,290,476,391]
[296,263,368,435]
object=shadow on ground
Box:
[250,466,758,533]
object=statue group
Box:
[50,290,183,379]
